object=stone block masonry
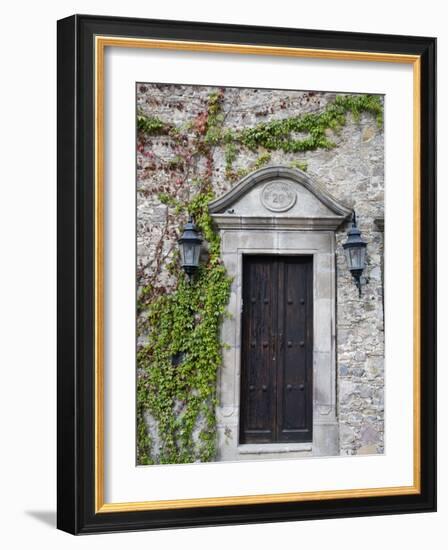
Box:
[137,83,384,460]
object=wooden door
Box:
[239,255,313,444]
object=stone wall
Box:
[137,83,384,457]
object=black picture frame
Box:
[57,14,436,534]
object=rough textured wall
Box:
[137,83,384,458]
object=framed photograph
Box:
[57,14,436,534]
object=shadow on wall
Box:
[25,510,56,529]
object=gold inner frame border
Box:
[94,35,421,513]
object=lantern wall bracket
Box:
[352,272,370,297]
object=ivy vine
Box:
[137,212,231,464]
[136,88,383,464]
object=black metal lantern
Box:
[178,216,203,279]
[343,213,368,297]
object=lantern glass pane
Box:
[359,245,366,270]
[344,247,352,269]
[351,247,361,270]
[182,242,195,266]
[179,243,185,265]
[192,242,201,266]
[345,245,366,271]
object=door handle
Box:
[279,333,284,351]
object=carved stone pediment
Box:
[209,166,351,231]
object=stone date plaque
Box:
[261,180,297,212]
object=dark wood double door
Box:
[239,255,313,444]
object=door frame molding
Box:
[216,236,339,460]
[210,166,351,460]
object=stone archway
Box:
[209,166,352,461]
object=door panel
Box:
[240,255,313,444]
[277,258,313,441]
[240,257,277,442]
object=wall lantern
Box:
[178,216,203,280]
[342,213,368,297]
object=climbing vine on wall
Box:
[136,89,383,464]
[137,219,231,464]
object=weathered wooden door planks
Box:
[240,255,313,444]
